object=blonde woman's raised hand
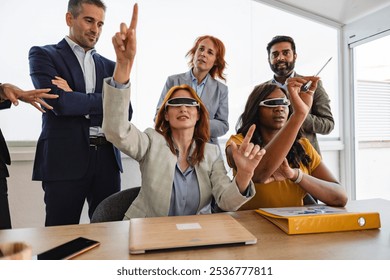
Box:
[113,3,138,60]
[112,3,138,84]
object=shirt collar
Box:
[65,36,96,55]
[272,71,295,87]
[190,69,209,86]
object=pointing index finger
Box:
[129,3,138,30]
[242,124,256,145]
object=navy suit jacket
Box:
[29,39,132,181]
[0,101,11,178]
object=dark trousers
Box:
[0,177,12,229]
[42,144,121,226]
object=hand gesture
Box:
[230,124,265,191]
[52,76,73,92]
[264,158,295,183]
[112,4,138,62]
[1,83,58,113]
[111,3,138,84]
[286,76,319,117]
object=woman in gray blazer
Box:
[102,5,264,219]
[156,35,229,145]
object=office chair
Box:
[90,186,141,223]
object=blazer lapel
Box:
[202,76,217,102]
[56,39,86,92]
[93,54,104,93]
[182,71,193,85]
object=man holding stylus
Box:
[262,35,334,156]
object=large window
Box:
[0,0,340,144]
[354,34,390,200]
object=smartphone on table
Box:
[37,237,100,260]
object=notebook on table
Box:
[255,205,381,235]
[128,213,257,254]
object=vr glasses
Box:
[165,97,200,108]
[259,97,290,108]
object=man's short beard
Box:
[270,60,295,77]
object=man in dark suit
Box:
[28,0,132,226]
[0,82,56,229]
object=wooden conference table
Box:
[0,199,389,260]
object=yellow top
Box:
[226,135,321,209]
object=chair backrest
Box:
[91,186,141,223]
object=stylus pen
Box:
[301,57,333,91]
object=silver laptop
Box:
[129,213,257,254]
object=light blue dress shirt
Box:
[65,36,103,136]
[190,69,209,98]
[169,164,200,216]
[271,71,296,91]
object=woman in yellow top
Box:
[226,82,348,209]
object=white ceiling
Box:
[266,0,390,25]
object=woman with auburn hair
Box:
[104,82,265,219]
[155,35,229,146]
[226,83,348,209]
[154,84,210,166]
[185,35,227,81]
[102,5,265,219]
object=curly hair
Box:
[236,83,311,168]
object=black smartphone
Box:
[37,237,100,260]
